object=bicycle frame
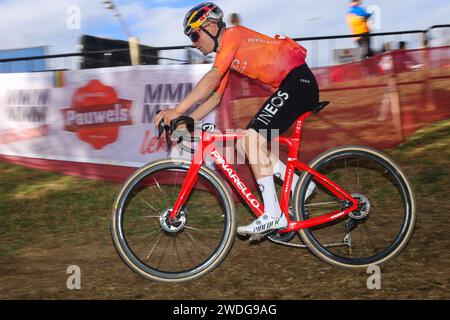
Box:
[169,111,359,233]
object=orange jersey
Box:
[213,26,307,95]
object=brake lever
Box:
[157,120,165,139]
[156,110,164,138]
[156,110,172,150]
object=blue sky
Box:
[89,0,202,40]
[0,0,448,66]
[85,0,450,45]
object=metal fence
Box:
[299,24,449,67]
[0,24,448,72]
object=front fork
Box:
[169,157,203,222]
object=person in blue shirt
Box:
[347,0,373,58]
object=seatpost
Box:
[289,111,312,158]
[292,111,311,139]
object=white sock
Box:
[273,159,316,200]
[257,176,282,219]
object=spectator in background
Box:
[229,13,241,26]
[378,42,393,73]
[398,41,407,50]
[395,41,422,71]
[347,0,373,59]
[380,42,392,54]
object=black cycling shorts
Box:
[246,63,319,140]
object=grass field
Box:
[0,119,449,299]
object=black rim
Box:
[114,163,233,279]
[298,150,413,266]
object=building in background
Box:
[79,35,159,69]
[0,46,48,73]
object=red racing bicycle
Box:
[111,101,416,282]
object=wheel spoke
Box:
[184,225,203,232]
[153,177,163,194]
[172,172,179,198]
[183,232,198,265]
[138,194,160,214]
[344,156,348,190]
[137,228,163,253]
[146,232,164,261]
[185,225,223,240]
[364,223,381,248]
[156,235,170,269]
[298,149,414,267]
[173,236,184,269]
[357,157,360,192]
[113,162,237,279]
[187,228,214,251]
[185,229,197,246]
[361,226,379,254]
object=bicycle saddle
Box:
[312,101,330,114]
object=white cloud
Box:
[123,0,450,48]
[0,0,114,53]
[0,0,448,67]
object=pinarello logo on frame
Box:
[62,80,133,150]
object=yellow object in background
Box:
[347,3,372,38]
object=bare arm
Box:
[154,68,223,126]
[190,93,221,121]
[176,68,223,114]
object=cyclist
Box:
[154,2,319,237]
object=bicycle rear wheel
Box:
[294,146,416,268]
[111,159,236,282]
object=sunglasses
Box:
[189,29,201,42]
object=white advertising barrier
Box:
[0,64,216,168]
[333,48,363,65]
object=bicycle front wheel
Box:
[111,159,236,282]
[294,146,416,268]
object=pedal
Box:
[248,230,276,242]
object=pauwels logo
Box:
[62,80,133,150]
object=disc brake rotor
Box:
[159,208,187,233]
[349,193,371,220]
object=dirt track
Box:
[0,121,449,300]
[0,219,449,300]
